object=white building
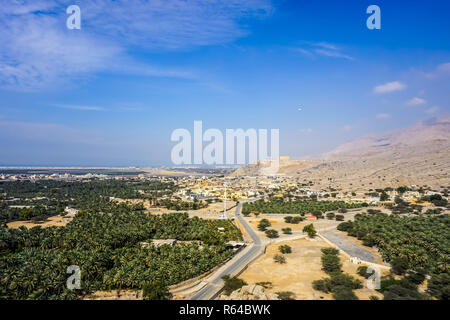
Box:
[64,207,79,216]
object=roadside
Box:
[238,237,387,300]
[235,208,389,300]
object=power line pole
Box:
[224,182,227,218]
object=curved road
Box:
[190,201,263,300]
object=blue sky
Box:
[0,0,449,166]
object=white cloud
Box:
[425,62,450,78]
[295,48,315,58]
[405,97,426,106]
[52,104,107,111]
[315,42,338,50]
[313,49,354,61]
[376,113,391,119]
[0,6,123,90]
[425,106,440,114]
[51,102,155,112]
[437,62,450,73]
[81,0,273,49]
[299,128,313,134]
[373,81,406,94]
[0,0,272,90]
[295,42,354,60]
[342,125,353,132]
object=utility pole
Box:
[223,181,227,218]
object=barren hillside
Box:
[232,117,450,190]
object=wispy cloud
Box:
[342,124,353,132]
[295,48,315,58]
[295,42,354,60]
[405,97,426,106]
[86,0,272,49]
[376,113,391,119]
[0,0,272,90]
[314,49,354,61]
[437,62,450,73]
[315,42,338,50]
[299,128,313,134]
[425,62,450,79]
[0,8,122,90]
[373,81,406,94]
[425,106,440,114]
[52,104,107,111]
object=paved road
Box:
[190,202,263,300]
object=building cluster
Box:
[174,175,300,201]
[0,172,110,182]
[173,173,448,209]
[1,169,447,208]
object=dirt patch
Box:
[114,198,236,220]
[83,290,142,300]
[244,215,342,241]
[239,238,385,300]
[7,214,73,229]
[245,216,305,235]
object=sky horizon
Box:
[0,115,446,168]
[1,0,449,166]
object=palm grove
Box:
[338,213,450,299]
[0,180,242,299]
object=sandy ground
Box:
[6,214,74,229]
[244,211,385,265]
[114,198,236,220]
[244,213,350,241]
[7,199,235,229]
[239,210,387,300]
[186,201,237,219]
[83,290,142,300]
[239,237,386,300]
[245,217,306,236]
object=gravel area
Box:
[320,229,375,262]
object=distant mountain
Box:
[324,116,450,161]
[230,159,318,177]
[231,117,450,190]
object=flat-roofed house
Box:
[141,239,177,248]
